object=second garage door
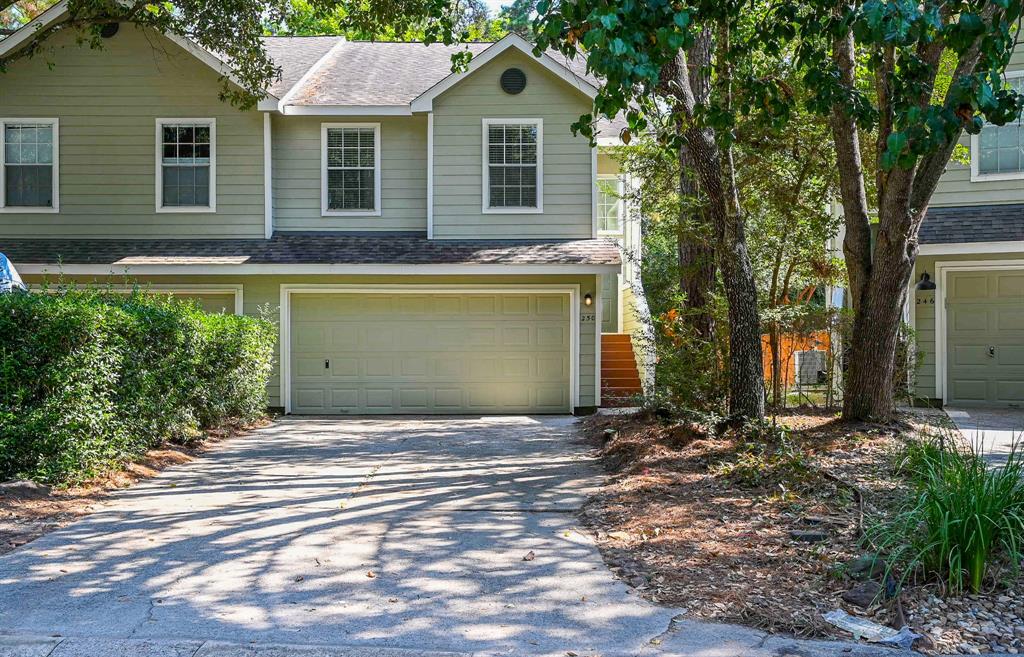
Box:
[946,269,1024,407]
[289,291,572,414]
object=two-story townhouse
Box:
[907,51,1024,409]
[0,2,645,415]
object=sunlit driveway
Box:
[0,417,681,656]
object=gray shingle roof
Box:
[289,41,492,106]
[1,234,621,267]
[262,36,343,99]
[921,203,1024,244]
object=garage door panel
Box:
[331,388,359,408]
[947,270,1024,407]
[951,309,988,332]
[951,275,989,299]
[998,308,1024,330]
[295,388,326,411]
[1000,346,1024,366]
[997,380,1024,403]
[953,344,991,366]
[503,295,530,314]
[997,273,1024,297]
[331,358,360,377]
[290,292,572,414]
[537,295,566,315]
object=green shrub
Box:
[873,437,1024,594]
[0,289,275,484]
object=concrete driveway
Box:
[946,407,1024,465]
[0,417,905,657]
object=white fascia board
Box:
[281,105,412,116]
[0,0,69,58]
[918,241,1024,256]
[410,34,598,112]
[18,263,623,276]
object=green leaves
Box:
[0,290,275,484]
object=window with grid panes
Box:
[159,121,213,208]
[977,75,1024,177]
[325,126,377,211]
[2,121,56,208]
[486,122,539,209]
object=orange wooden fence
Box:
[761,331,831,386]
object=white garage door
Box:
[289,292,573,414]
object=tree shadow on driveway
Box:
[0,416,681,656]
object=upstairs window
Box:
[1,119,58,212]
[973,73,1024,181]
[157,119,215,212]
[322,123,380,216]
[483,119,542,213]
[597,175,624,234]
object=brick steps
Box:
[601,333,643,407]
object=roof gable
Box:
[410,34,598,112]
[0,0,279,101]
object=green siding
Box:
[930,49,1024,208]
[431,50,594,239]
[25,273,599,411]
[272,115,428,232]
[912,253,1024,400]
[0,25,265,238]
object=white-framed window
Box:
[0,118,59,213]
[597,174,624,234]
[971,71,1024,181]
[156,119,216,212]
[321,123,381,216]
[482,118,543,213]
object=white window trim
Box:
[0,118,59,214]
[970,69,1024,182]
[320,122,382,217]
[155,118,217,213]
[596,174,625,236]
[482,118,543,214]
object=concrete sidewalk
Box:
[946,407,1024,464]
[0,631,913,657]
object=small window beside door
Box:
[156,119,216,212]
[1,119,58,212]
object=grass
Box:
[874,434,1024,594]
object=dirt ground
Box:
[0,421,267,557]
[579,409,923,639]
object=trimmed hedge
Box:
[0,289,276,484]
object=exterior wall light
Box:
[584,293,593,307]
[916,272,936,290]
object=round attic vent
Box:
[99,22,120,38]
[500,68,527,95]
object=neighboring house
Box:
[0,2,646,414]
[909,53,1024,409]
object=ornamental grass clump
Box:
[875,435,1024,595]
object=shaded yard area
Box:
[581,409,1024,655]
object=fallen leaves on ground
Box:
[580,409,916,638]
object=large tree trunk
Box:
[677,145,717,341]
[829,14,989,421]
[676,31,765,420]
